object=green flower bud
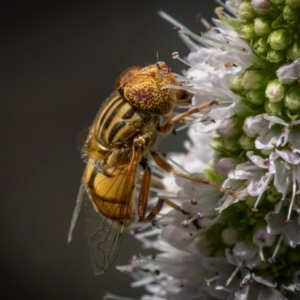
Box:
[283,4,300,26]
[227,74,244,91]
[254,17,272,36]
[221,227,238,246]
[267,49,285,63]
[239,23,256,40]
[286,0,300,8]
[284,85,300,111]
[211,138,223,151]
[238,2,257,20]
[223,138,241,152]
[239,134,255,150]
[242,70,266,90]
[268,29,289,50]
[265,79,285,102]
[251,0,272,15]
[287,41,300,60]
[253,37,269,55]
[247,89,267,105]
[265,99,283,114]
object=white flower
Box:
[277,59,300,84]
[266,210,300,249]
[243,114,300,153]
[234,273,286,300]
[160,10,256,133]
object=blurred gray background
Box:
[1,0,215,299]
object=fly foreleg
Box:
[158,99,221,133]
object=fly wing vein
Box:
[85,197,124,274]
[85,160,137,274]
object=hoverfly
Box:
[68,61,231,274]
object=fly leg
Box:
[159,99,221,133]
[137,157,189,223]
[150,151,237,199]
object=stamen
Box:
[195,13,202,23]
[172,52,193,67]
[175,123,193,132]
[268,234,283,263]
[172,51,180,59]
[181,220,189,227]
[181,213,202,227]
[133,228,161,239]
[116,262,146,272]
[286,167,297,222]
[191,198,199,205]
[174,73,190,82]
[258,245,265,261]
[214,0,239,17]
[168,157,189,174]
[129,276,155,288]
[142,254,185,265]
[149,186,166,194]
[179,33,200,52]
[178,29,204,44]
[205,275,221,286]
[241,276,251,286]
[226,261,243,286]
[201,34,249,53]
[199,17,212,31]
[159,11,187,31]
[197,212,204,220]
[130,221,152,231]
[215,285,232,293]
[295,284,300,295]
[151,168,164,178]
[252,176,272,211]
[103,292,138,300]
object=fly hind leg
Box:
[137,158,189,223]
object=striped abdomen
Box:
[84,158,136,224]
[93,90,155,146]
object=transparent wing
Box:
[68,184,86,244]
[84,193,124,274]
[84,156,138,274]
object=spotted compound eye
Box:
[121,62,176,115]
